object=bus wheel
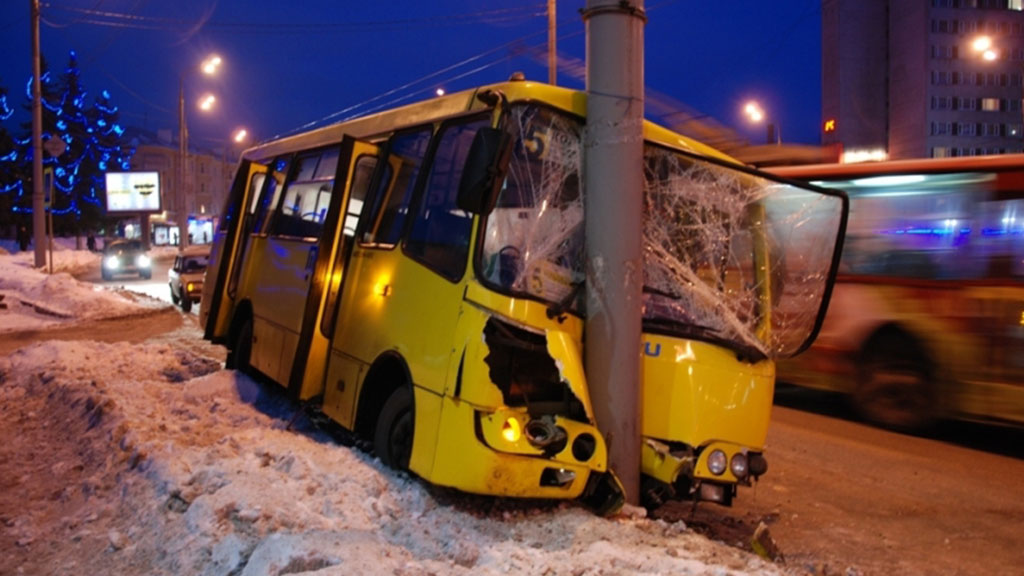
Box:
[854,333,934,433]
[374,387,414,470]
[228,317,253,374]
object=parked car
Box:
[168,248,209,312]
[101,239,152,281]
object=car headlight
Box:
[707,449,727,476]
[104,256,120,269]
[137,254,151,268]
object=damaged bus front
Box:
[478,102,848,510]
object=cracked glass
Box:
[479,103,845,359]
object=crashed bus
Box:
[200,79,847,512]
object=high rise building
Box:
[822,0,1024,160]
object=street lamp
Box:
[177,54,222,252]
[743,100,781,145]
[969,35,1024,147]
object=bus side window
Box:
[404,116,488,280]
[360,127,432,246]
[344,155,380,237]
[253,157,290,235]
[269,147,340,239]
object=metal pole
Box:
[548,0,557,85]
[178,77,189,252]
[30,0,46,268]
[583,0,645,505]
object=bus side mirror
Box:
[457,127,511,215]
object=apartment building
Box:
[823,0,1024,160]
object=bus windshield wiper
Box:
[546,280,585,320]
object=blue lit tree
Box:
[4,50,135,235]
[0,78,18,230]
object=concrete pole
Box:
[548,0,557,85]
[30,0,46,268]
[178,78,189,252]
[582,0,645,505]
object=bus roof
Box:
[241,80,736,165]
[767,154,1024,180]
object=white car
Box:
[168,249,209,313]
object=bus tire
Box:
[228,317,254,374]
[854,330,935,433]
[374,386,414,470]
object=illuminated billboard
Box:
[104,171,161,213]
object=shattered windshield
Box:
[479,105,585,310]
[479,103,845,359]
[643,146,845,358]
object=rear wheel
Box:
[854,331,935,433]
[374,387,414,470]
[227,317,253,374]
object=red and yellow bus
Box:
[770,155,1024,432]
[201,79,847,512]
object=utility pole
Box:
[548,0,557,85]
[30,0,46,268]
[583,0,646,505]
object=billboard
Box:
[104,171,161,213]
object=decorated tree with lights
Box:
[5,50,134,236]
[0,78,19,231]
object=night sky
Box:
[0,1,821,150]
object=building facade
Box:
[823,0,1024,160]
[128,128,235,244]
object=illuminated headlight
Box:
[730,453,749,479]
[136,254,151,268]
[707,449,727,476]
[501,417,522,443]
[186,282,196,293]
[104,256,120,270]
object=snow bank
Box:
[0,337,787,576]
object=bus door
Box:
[321,117,486,462]
[201,160,268,341]
[236,140,357,398]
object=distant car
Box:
[101,239,152,281]
[168,249,209,312]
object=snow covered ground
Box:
[0,241,793,575]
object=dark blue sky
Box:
[0,1,822,150]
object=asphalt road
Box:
[657,384,1024,575]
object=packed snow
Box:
[0,240,791,575]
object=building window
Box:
[932,147,950,158]
[982,97,1001,111]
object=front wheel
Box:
[181,298,192,313]
[374,387,414,470]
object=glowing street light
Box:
[743,100,779,144]
[178,54,223,251]
[233,128,249,144]
[972,35,998,61]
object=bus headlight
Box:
[501,417,522,443]
[730,453,749,479]
[707,449,727,476]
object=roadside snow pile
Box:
[0,338,787,576]
[0,250,166,331]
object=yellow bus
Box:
[201,79,847,512]
[770,155,1024,432]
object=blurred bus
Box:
[200,79,847,512]
[770,156,1024,432]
